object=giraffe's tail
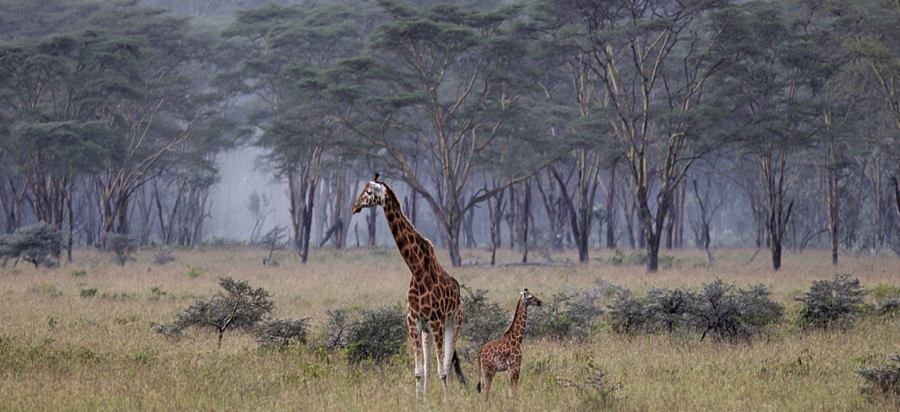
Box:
[475,351,482,393]
[452,350,467,387]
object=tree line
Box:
[1,0,899,271]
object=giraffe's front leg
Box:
[432,327,448,394]
[509,355,522,398]
[408,315,425,399]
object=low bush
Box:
[253,318,311,349]
[459,285,509,359]
[0,222,62,268]
[794,274,866,330]
[158,277,274,348]
[857,354,900,396]
[644,287,694,334]
[606,280,783,342]
[344,304,407,364]
[528,288,603,341]
[606,289,648,334]
[152,248,175,265]
[104,233,138,266]
[690,280,783,342]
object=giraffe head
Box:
[521,289,542,307]
[351,173,387,214]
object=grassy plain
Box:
[0,246,898,411]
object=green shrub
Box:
[876,297,900,317]
[186,266,202,278]
[253,318,311,349]
[322,308,351,351]
[794,274,866,330]
[158,277,274,348]
[104,233,138,266]
[606,281,783,342]
[0,222,63,268]
[857,354,900,396]
[459,285,509,359]
[79,288,97,298]
[528,288,603,341]
[152,248,175,265]
[690,280,783,342]
[70,269,87,277]
[644,287,694,334]
[606,249,647,266]
[344,304,407,364]
[606,288,648,334]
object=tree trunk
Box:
[606,165,617,249]
[299,179,316,263]
[520,180,531,263]
[366,207,377,248]
[486,184,504,266]
[826,140,839,266]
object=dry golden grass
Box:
[0,246,899,411]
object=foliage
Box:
[152,248,175,265]
[690,280,784,342]
[260,226,288,267]
[606,281,784,342]
[322,308,352,352]
[0,222,63,268]
[343,304,407,364]
[253,318,311,349]
[643,288,694,334]
[459,285,509,359]
[158,277,274,348]
[556,353,620,410]
[857,354,900,396]
[606,289,649,334]
[528,288,604,341]
[104,233,138,266]
[794,274,866,330]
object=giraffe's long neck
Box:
[503,296,528,343]
[380,183,436,273]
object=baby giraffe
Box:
[477,289,542,401]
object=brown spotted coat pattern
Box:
[351,174,465,399]
[476,289,542,401]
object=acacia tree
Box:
[217,2,369,262]
[713,2,838,270]
[68,4,227,241]
[304,0,542,267]
[837,0,900,253]
[0,16,137,259]
[530,0,732,271]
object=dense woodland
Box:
[1,0,899,271]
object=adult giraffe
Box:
[351,173,466,399]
